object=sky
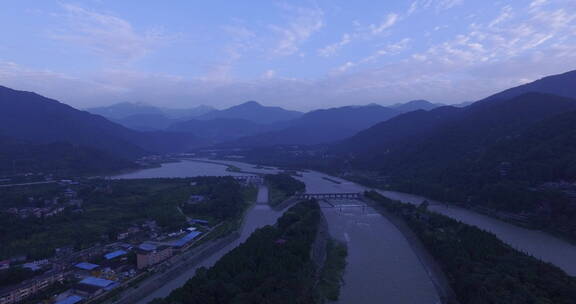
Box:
[0,0,575,111]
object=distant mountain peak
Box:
[197,101,302,124]
[365,103,382,107]
[239,100,262,107]
[391,100,444,113]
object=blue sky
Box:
[0,0,575,110]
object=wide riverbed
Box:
[115,159,576,303]
[115,160,440,304]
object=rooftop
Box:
[80,277,116,288]
[74,262,99,271]
[55,295,84,304]
[138,243,157,252]
[104,250,127,260]
[169,231,202,247]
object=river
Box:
[115,160,440,303]
[113,159,576,303]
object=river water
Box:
[114,159,576,303]
[116,160,440,303]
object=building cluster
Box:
[0,177,219,304]
[0,225,204,304]
[4,186,83,219]
[0,271,67,304]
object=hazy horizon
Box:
[1,0,575,111]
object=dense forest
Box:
[0,177,250,260]
[366,191,576,304]
[264,173,306,206]
[156,200,326,304]
[181,176,251,221]
[0,138,137,176]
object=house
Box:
[54,295,84,304]
[0,271,67,304]
[103,250,127,260]
[187,195,206,204]
[74,263,100,278]
[136,246,173,269]
[167,231,202,251]
[72,277,118,298]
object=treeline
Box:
[0,177,250,260]
[156,200,324,304]
[265,173,306,206]
[0,139,136,176]
[0,267,40,288]
[366,191,576,304]
[181,176,250,221]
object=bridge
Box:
[294,192,363,200]
[211,175,263,185]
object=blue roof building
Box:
[80,277,117,289]
[104,250,127,260]
[138,243,157,251]
[74,262,99,271]
[55,295,84,304]
[169,231,202,247]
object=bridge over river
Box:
[294,192,362,200]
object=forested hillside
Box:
[367,192,576,304]
[157,200,325,304]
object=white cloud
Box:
[530,0,548,8]
[49,3,174,64]
[438,0,464,10]
[369,14,399,35]
[269,4,324,56]
[362,38,412,63]
[318,33,352,57]
[407,0,464,14]
[317,13,401,57]
[3,0,576,111]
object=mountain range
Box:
[0,86,208,174]
[87,102,215,120]
[0,84,444,175]
[326,70,576,237]
[231,104,402,146]
[86,103,215,131]
[391,100,445,112]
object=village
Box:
[0,175,260,304]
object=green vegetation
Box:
[0,177,251,260]
[225,165,242,173]
[317,239,347,302]
[0,267,40,288]
[265,173,305,206]
[156,200,324,304]
[0,140,137,176]
[182,177,250,222]
[366,191,576,304]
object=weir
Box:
[294,192,363,200]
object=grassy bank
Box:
[317,239,348,302]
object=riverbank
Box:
[367,191,576,304]
[155,201,325,304]
[113,231,240,304]
[106,159,444,303]
[363,196,459,304]
[103,184,263,304]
